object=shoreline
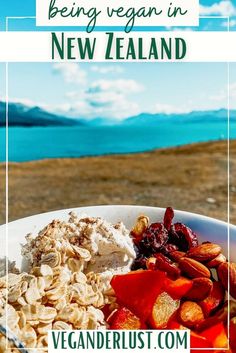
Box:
[0,140,235,224]
[1,138,235,165]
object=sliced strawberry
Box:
[111,269,166,321]
[201,322,228,349]
[148,292,180,329]
[165,277,193,299]
[110,307,146,330]
[199,281,225,317]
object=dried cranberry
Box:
[131,207,199,270]
[163,207,174,231]
[131,255,147,270]
[154,253,181,279]
[161,243,179,256]
[171,223,198,251]
[168,225,180,244]
[140,222,168,255]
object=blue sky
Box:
[0,62,235,120]
[0,0,236,120]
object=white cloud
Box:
[56,93,141,120]
[153,103,190,115]
[209,82,236,107]
[53,63,87,85]
[51,65,144,119]
[88,79,144,94]
[200,0,236,16]
[86,95,141,120]
[8,97,36,107]
[61,78,144,120]
[90,65,124,74]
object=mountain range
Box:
[0,101,235,127]
[123,109,236,125]
[0,102,83,127]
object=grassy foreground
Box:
[0,140,235,224]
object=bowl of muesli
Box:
[0,205,236,352]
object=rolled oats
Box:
[0,213,134,351]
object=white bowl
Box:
[0,205,236,269]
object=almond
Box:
[179,258,211,279]
[187,243,221,262]
[184,277,213,301]
[217,262,236,299]
[131,215,149,241]
[206,253,226,268]
[179,301,204,328]
[169,251,186,262]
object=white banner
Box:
[48,330,190,353]
[36,0,199,30]
[0,31,235,62]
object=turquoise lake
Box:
[0,122,235,162]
